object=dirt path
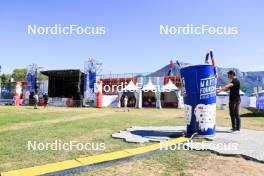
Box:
[84,153,264,176]
[187,154,264,176]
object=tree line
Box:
[0,68,47,84]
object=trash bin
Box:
[180,64,217,136]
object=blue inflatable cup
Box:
[180,64,217,136]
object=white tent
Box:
[162,79,179,92]
[239,90,249,107]
[118,80,139,108]
[161,79,180,108]
[142,80,157,91]
[239,90,245,96]
[122,80,138,92]
[141,80,161,108]
[216,90,249,108]
[216,91,229,109]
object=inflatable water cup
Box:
[180,64,217,136]
[96,80,103,108]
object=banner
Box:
[26,70,36,93]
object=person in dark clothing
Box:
[43,93,48,108]
[217,70,241,131]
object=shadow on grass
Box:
[130,130,184,138]
[240,107,264,118]
[241,113,264,118]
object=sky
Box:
[0,0,263,74]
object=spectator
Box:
[43,93,48,108]
[33,93,39,109]
[124,95,129,112]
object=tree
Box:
[11,69,27,81]
[37,73,48,81]
[0,74,12,84]
[1,68,47,84]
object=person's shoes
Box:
[229,128,236,132]
[232,130,241,134]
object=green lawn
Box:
[0,106,263,175]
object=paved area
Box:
[112,126,264,162]
[112,126,185,143]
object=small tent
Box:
[240,90,245,96]
[239,90,249,107]
[216,91,228,109]
[118,80,139,108]
[162,79,179,92]
[122,80,139,92]
[216,90,249,108]
[161,79,179,108]
[141,80,160,108]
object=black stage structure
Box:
[41,69,84,106]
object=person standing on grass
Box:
[33,93,39,109]
[217,70,241,132]
[124,95,129,112]
[43,93,48,108]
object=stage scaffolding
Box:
[41,69,84,107]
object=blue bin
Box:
[180,64,217,136]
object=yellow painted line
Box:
[124,143,161,155]
[125,137,189,155]
[1,137,189,176]
[1,160,82,176]
[76,150,133,165]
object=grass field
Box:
[0,106,264,175]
